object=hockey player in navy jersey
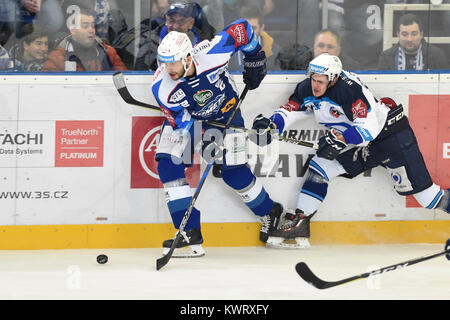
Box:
[251,53,450,249]
[152,20,283,257]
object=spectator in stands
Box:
[61,0,124,43]
[0,0,15,46]
[0,43,11,69]
[42,7,126,71]
[278,29,361,71]
[229,5,281,70]
[9,23,48,71]
[133,1,215,70]
[378,13,448,70]
[311,29,361,70]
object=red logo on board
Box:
[55,120,104,167]
[130,117,200,189]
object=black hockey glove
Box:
[317,129,347,160]
[243,51,267,90]
[249,114,277,146]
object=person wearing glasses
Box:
[134,1,216,70]
[279,29,361,71]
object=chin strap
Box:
[182,56,194,78]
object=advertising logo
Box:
[130,116,200,189]
[55,120,104,167]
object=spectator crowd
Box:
[0,0,448,72]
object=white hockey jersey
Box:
[152,19,260,133]
[271,71,390,146]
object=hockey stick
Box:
[295,245,450,289]
[156,85,250,271]
[113,72,318,150]
[279,136,318,150]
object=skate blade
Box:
[266,237,310,249]
[162,244,205,258]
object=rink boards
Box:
[0,72,448,249]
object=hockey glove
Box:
[243,51,267,90]
[249,114,277,146]
[317,129,347,160]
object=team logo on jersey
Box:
[192,94,226,119]
[169,88,186,103]
[329,107,342,118]
[352,99,368,119]
[193,90,213,106]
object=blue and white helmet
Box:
[308,53,342,82]
[157,31,193,74]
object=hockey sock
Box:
[158,158,201,230]
[297,168,329,215]
[221,165,273,216]
[413,184,449,212]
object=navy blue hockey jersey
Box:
[271,71,390,146]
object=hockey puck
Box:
[97,254,108,264]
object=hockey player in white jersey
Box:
[251,53,450,249]
[152,20,283,257]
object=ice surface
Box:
[0,244,448,300]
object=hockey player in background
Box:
[251,53,450,249]
[152,20,283,257]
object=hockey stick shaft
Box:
[296,248,450,289]
[156,85,250,270]
[113,72,317,150]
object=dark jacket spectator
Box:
[377,14,448,70]
[378,40,448,70]
[131,1,215,71]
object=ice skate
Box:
[266,209,315,249]
[259,202,283,243]
[162,228,205,258]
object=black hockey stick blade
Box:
[296,248,450,289]
[113,72,161,111]
[295,262,361,289]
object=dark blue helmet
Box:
[166,2,200,18]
